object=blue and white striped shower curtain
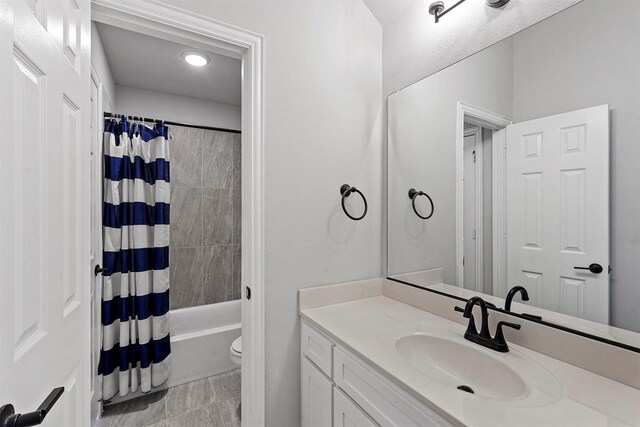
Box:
[98,117,172,400]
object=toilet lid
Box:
[231,337,242,355]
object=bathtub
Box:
[168,300,241,387]
[105,300,241,405]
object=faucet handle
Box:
[454,306,478,338]
[493,321,521,352]
[498,321,521,331]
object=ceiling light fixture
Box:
[428,0,509,23]
[182,51,209,67]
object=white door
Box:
[89,73,104,422]
[0,1,91,426]
[506,105,609,323]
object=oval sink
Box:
[396,334,528,400]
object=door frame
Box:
[455,102,511,291]
[463,126,483,292]
[89,64,105,425]
[90,1,266,425]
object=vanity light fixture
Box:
[182,51,209,67]
[428,0,510,23]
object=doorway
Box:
[89,2,265,425]
[462,125,493,294]
[456,102,512,295]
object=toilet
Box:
[230,336,242,366]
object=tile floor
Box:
[97,370,241,427]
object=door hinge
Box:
[245,286,252,300]
[473,150,476,163]
[472,229,476,240]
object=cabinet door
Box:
[302,356,333,427]
[334,387,378,427]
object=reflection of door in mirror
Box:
[463,126,495,296]
[505,105,610,324]
[463,128,480,292]
[463,126,487,294]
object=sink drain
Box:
[457,385,474,394]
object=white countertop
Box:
[300,295,640,427]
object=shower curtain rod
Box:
[103,112,241,134]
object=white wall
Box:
[91,21,115,111]
[378,0,581,95]
[155,1,383,425]
[114,85,241,131]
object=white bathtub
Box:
[105,300,241,405]
[168,300,241,387]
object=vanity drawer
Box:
[334,347,452,427]
[301,321,334,377]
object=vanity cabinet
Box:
[333,387,377,427]
[301,356,333,427]
[301,320,452,427]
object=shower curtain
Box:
[98,117,171,400]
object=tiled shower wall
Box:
[168,125,241,309]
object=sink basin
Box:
[396,333,555,402]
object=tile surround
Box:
[203,245,233,305]
[231,135,241,190]
[169,125,241,310]
[204,189,233,245]
[170,126,203,187]
[170,187,203,248]
[203,131,237,189]
[169,247,204,309]
[232,189,241,245]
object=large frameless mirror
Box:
[386,0,640,351]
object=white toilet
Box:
[230,336,242,366]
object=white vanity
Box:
[301,320,451,426]
[299,279,640,427]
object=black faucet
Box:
[505,286,529,311]
[455,296,521,352]
[505,286,542,321]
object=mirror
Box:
[387,0,640,350]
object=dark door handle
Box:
[574,263,603,274]
[94,264,108,277]
[0,387,64,427]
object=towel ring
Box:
[340,184,368,221]
[408,188,434,220]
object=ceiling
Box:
[363,0,421,27]
[95,22,241,106]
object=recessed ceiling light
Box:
[182,51,209,67]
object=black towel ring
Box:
[408,188,434,220]
[340,184,368,221]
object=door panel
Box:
[0,1,91,425]
[506,105,609,323]
[334,387,378,427]
[301,356,333,427]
